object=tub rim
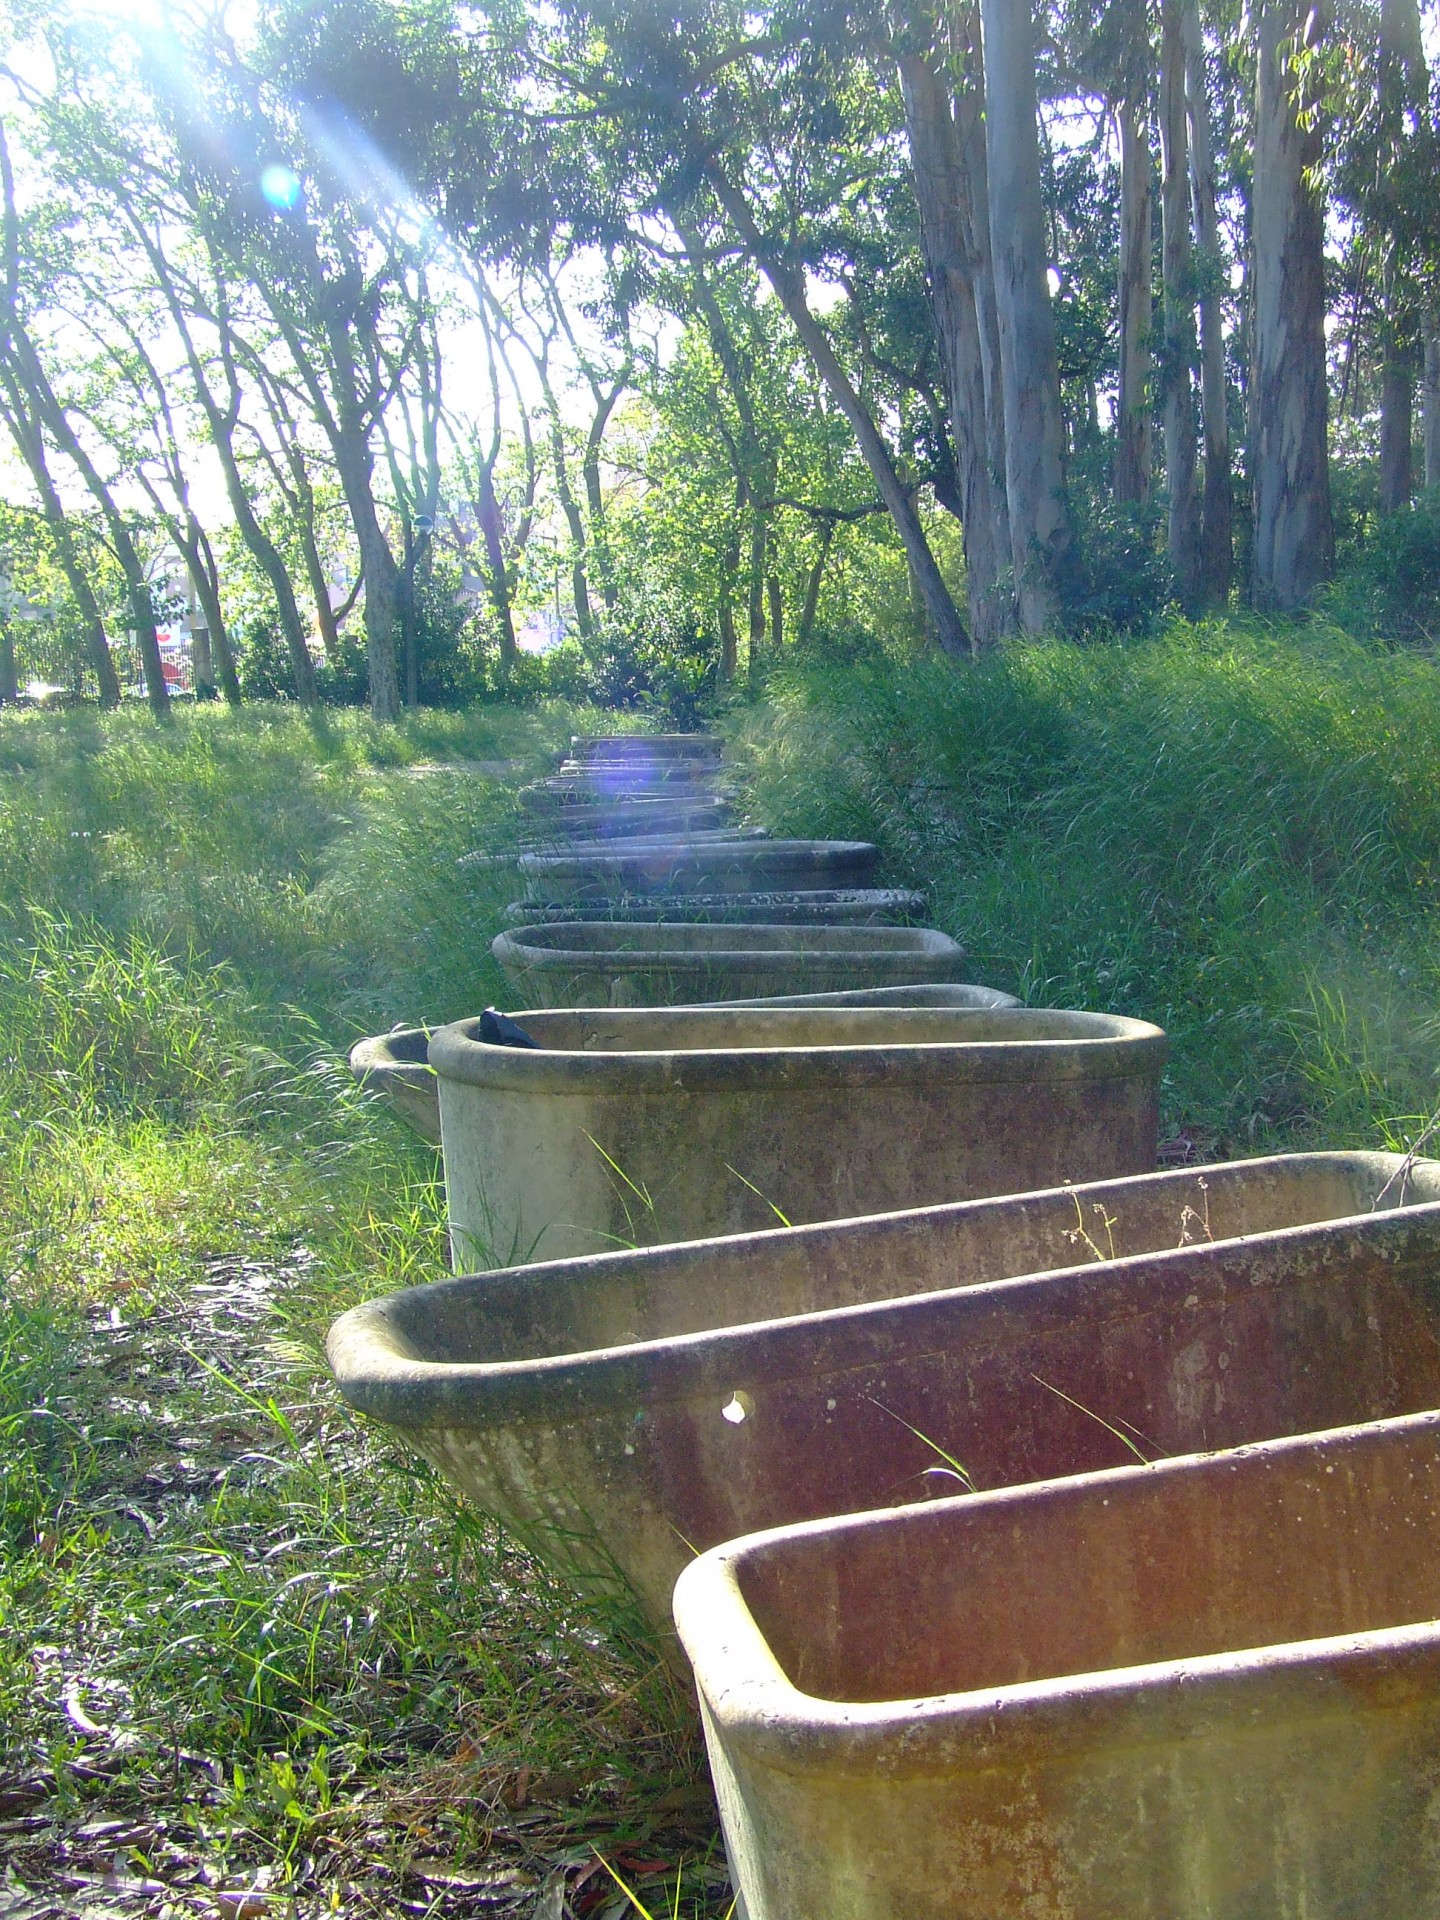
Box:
[326,1150,1440,1423]
[670,1407,1440,1775]
[427,1002,1168,1093]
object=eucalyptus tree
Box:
[0,120,167,712]
[1182,0,1232,602]
[979,0,1075,630]
[1250,0,1334,608]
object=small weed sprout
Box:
[1030,1375,1162,1465]
[1177,1175,1213,1246]
[865,1397,978,1494]
[1064,1189,1119,1262]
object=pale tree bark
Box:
[1182,0,1233,604]
[0,365,120,705]
[1378,335,1416,511]
[1376,0,1425,514]
[897,48,1013,643]
[671,221,778,678]
[1159,0,1201,610]
[706,161,971,656]
[1114,87,1153,502]
[1250,0,1333,610]
[1424,319,1440,490]
[953,2,1007,504]
[129,227,318,704]
[978,0,1073,631]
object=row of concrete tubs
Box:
[336,733,1440,1920]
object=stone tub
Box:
[346,986,1018,1145]
[328,1151,1439,1644]
[502,888,927,927]
[492,921,969,1005]
[426,1003,1166,1261]
[674,1408,1440,1920]
[516,838,878,903]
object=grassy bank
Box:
[0,702,724,1918]
[5,623,1440,1913]
[734,618,1440,1159]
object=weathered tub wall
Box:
[329,1153,1440,1638]
[430,1005,1166,1263]
[675,1412,1440,1920]
[492,921,970,1007]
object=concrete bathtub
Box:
[328,1153,1440,1642]
[426,1004,1166,1261]
[492,921,970,1005]
[674,1408,1440,1920]
[516,837,878,903]
[346,985,1018,1145]
[502,888,928,927]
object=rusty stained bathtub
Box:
[326,1150,1440,1644]
[345,985,1018,1145]
[426,1004,1166,1262]
[674,1409,1440,1920]
[492,921,971,1006]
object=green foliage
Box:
[0,700,718,1909]
[733,620,1440,1155]
[1325,487,1440,647]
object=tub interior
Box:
[460,1005,1131,1051]
[380,1152,1440,1363]
[732,1416,1440,1706]
[503,923,949,959]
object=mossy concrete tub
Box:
[348,987,1018,1146]
[348,1027,440,1145]
[328,1150,1440,1644]
[674,1408,1440,1920]
[493,921,969,1005]
[504,889,927,927]
[516,795,734,840]
[427,1002,1165,1262]
[432,998,1175,1267]
[569,733,723,767]
[517,838,877,903]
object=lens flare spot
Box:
[260,164,302,212]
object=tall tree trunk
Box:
[1250,0,1334,609]
[1183,0,1234,605]
[978,0,1074,632]
[330,418,399,719]
[746,506,766,685]
[1376,0,1424,515]
[954,2,1008,506]
[0,619,15,702]
[1378,333,1416,512]
[1424,318,1440,490]
[582,381,625,615]
[897,49,1013,644]
[1114,88,1153,502]
[798,522,834,647]
[475,461,518,678]
[706,162,971,657]
[1160,0,1201,610]
[190,521,241,706]
[768,572,783,655]
[0,373,120,705]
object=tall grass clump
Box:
[732,619,1440,1153]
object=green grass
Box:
[6,628,1440,1912]
[732,617,1440,1158]
[0,702,726,1915]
